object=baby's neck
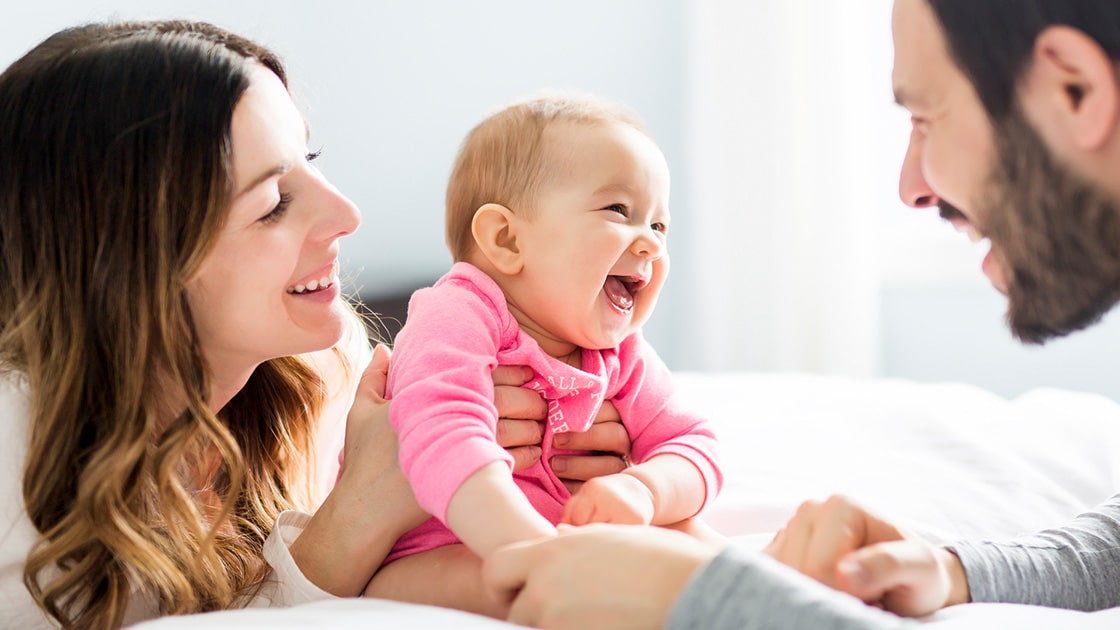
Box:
[504,300,582,367]
[464,254,582,365]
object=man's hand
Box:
[764,495,970,616]
[484,524,717,629]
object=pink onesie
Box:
[385,262,722,563]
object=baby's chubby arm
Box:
[563,333,722,527]
[447,461,557,557]
[561,454,707,526]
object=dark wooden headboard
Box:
[357,288,417,345]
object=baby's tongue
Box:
[604,277,634,311]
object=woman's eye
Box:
[261,192,293,224]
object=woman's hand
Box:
[492,365,548,471]
[551,401,631,494]
[491,365,631,492]
[484,523,717,629]
[290,344,427,596]
[764,495,970,616]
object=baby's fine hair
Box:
[445,91,645,261]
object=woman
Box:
[0,21,628,629]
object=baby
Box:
[365,93,722,615]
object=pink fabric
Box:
[385,262,722,562]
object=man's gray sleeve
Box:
[947,493,1120,611]
[667,548,917,630]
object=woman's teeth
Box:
[287,275,335,294]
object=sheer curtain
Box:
[683,0,899,375]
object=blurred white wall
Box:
[4,1,1118,401]
[2,0,692,362]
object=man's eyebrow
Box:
[893,86,915,107]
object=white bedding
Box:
[138,372,1120,629]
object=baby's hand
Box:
[561,473,654,525]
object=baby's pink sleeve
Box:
[611,334,723,513]
[386,280,513,523]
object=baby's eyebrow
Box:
[592,182,637,197]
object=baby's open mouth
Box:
[604,275,643,312]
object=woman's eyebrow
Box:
[235,162,291,199]
[233,119,311,199]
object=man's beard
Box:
[976,108,1120,344]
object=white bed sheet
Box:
[137,372,1120,629]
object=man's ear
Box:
[1030,25,1120,150]
[471,203,523,275]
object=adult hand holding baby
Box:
[493,363,632,489]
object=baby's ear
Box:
[471,203,523,275]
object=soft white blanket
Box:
[138,372,1120,629]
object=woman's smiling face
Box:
[186,64,361,382]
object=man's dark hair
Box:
[928,0,1120,120]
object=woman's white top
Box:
[0,319,370,627]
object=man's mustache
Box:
[938,201,967,223]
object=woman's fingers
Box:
[359,343,392,403]
[551,452,629,490]
[495,417,544,448]
[341,345,393,472]
[496,418,544,472]
[489,373,631,484]
[592,399,621,423]
[551,414,630,490]
[492,366,547,470]
[491,364,533,387]
[554,416,629,452]
[494,384,547,421]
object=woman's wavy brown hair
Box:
[0,21,335,629]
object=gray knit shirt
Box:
[667,494,1120,629]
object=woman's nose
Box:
[316,178,361,241]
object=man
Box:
[481,0,1120,627]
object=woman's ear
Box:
[1029,25,1120,151]
[471,203,523,275]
